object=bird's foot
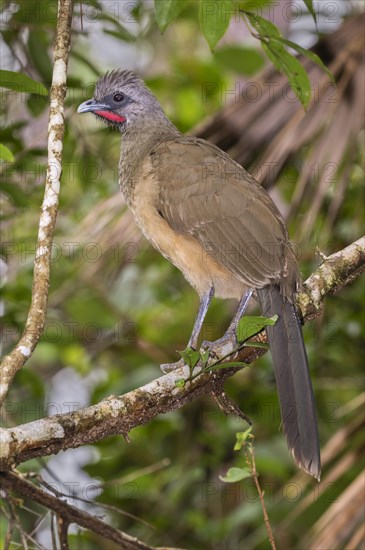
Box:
[160,358,185,374]
[160,333,238,374]
[201,332,237,360]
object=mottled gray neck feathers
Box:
[119,104,180,204]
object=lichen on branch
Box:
[0,236,363,471]
[0,0,74,406]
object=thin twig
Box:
[245,440,277,550]
[39,476,156,530]
[0,471,159,550]
[6,492,29,550]
[0,237,363,471]
[105,458,171,486]
[50,513,58,550]
[2,502,13,550]
[79,0,84,31]
[23,530,47,550]
[28,510,51,539]
[0,0,75,405]
[211,383,252,424]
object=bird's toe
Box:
[160,358,185,374]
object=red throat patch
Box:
[95,111,126,123]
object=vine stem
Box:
[245,439,277,550]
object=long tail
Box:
[257,285,321,479]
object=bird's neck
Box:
[119,115,180,205]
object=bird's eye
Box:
[113,93,124,102]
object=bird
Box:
[77,69,320,479]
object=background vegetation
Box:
[1,1,364,548]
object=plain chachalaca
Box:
[78,70,320,479]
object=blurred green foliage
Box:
[0,1,364,549]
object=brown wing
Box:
[151,137,298,293]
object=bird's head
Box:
[77,69,163,131]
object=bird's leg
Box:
[202,289,253,358]
[160,286,215,374]
[187,286,215,349]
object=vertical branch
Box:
[245,442,277,550]
[50,513,58,550]
[1,471,156,550]
[57,516,70,550]
[5,491,29,550]
[0,0,75,405]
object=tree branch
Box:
[0,236,363,471]
[298,236,365,319]
[0,471,156,550]
[57,516,69,550]
[0,0,74,405]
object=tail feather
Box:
[257,285,321,479]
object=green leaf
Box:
[245,12,281,39]
[175,379,186,388]
[262,41,311,108]
[178,347,201,369]
[234,428,252,450]
[245,13,312,108]
[273,37,334,81]
[219,467,251,483]
[154,0,187,32]
[200,348,210,366]
[199,0,233,50]
[214,46,264,75]
[0,70,48,96]
[236,315,278,343]
[303,0,317,27]
[0,143,14,162]
[14,0,58,25]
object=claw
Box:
[161,331,238,374]
[201,333,237,359]
[160,357,185,374]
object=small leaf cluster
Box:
[219,428,253,482]
[175,314,277,386]
[154,0,332,108]
[0,70,48,161]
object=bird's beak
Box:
[77,99,110,114]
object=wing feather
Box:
[151,137,297,292]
